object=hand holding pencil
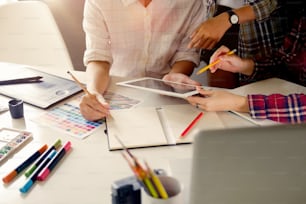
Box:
[67,71,110,121]
[197,48,237,75]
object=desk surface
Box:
[0,71,285,204]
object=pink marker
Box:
[37,141,71,181]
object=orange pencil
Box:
[197,49,237,75]
[67,71,92,96]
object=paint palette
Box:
[32,92,140,139]
[0,128,33,164]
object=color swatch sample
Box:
[32,92,140,139]
[104,91,141,110]
[32,103,104,139]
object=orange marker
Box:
[2,144,48,184]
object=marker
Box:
[19,150,57,193]
[180,112,204,138]
[37,141,71,181]
[24,139,62,177]
[2,144,48,184]
[197,49,237,75]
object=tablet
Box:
[0,62,82,109]
[117,77,198,98]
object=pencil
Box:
[196,49,237,75]
[145,161,168,199]
[0,76,43,85]
[121,152,158,197]
[67,71,91,96]
[67,71,111,118]
[180,112,204,138]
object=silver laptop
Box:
[190,124,306,204]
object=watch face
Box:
[230,14,239,24]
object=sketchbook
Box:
[106,104,225,150]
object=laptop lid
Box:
[190,124,306,204]
[0,62,82,109]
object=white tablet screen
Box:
[117,77,198,98]
[125,78,195,93]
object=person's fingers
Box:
[209,45,230,64]
[80,94,110,121]
[79,101,106,121]
[196,87,214,96]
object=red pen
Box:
[180,112,204,138]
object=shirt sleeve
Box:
[170,0,204,67]
[83,0,113,66]
[251,0,278,21]
[248,93,306,124]
[242,13,305,83]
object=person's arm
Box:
[186,87,249,112]
[80,1,113,121]
[209,45,255,75]
[79,61,111,121]
[248,93,306,124]
[188,5,255,49]
[85,61,111,94]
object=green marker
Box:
[24,139,61,177]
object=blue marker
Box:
[37,141,71,181]
[24,139,61,177]
[20,150,57,193]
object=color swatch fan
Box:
[31,92,140,139]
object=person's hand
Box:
[209,45,254,75]
[188,14,229,49]
[162,73,201,86]
[186,87,249,112]
[79,92,110,121]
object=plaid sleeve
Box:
[248,93,306,124]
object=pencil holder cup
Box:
[141,175,184,204]
[8,99,24,119]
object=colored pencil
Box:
[180,112,204,137]
[197,49,237,75]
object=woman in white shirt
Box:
[81,0,204,121]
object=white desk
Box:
[1,71,282,204]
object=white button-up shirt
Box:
[83,0,204,78]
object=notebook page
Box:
[161,104,225,144]
[106,107,168,150]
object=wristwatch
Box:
[227,10,239,25]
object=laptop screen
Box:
[190,124,306,204]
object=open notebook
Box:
[106,104,225,150]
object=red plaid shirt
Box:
[248,94,306,124]
[241,5,306,86]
